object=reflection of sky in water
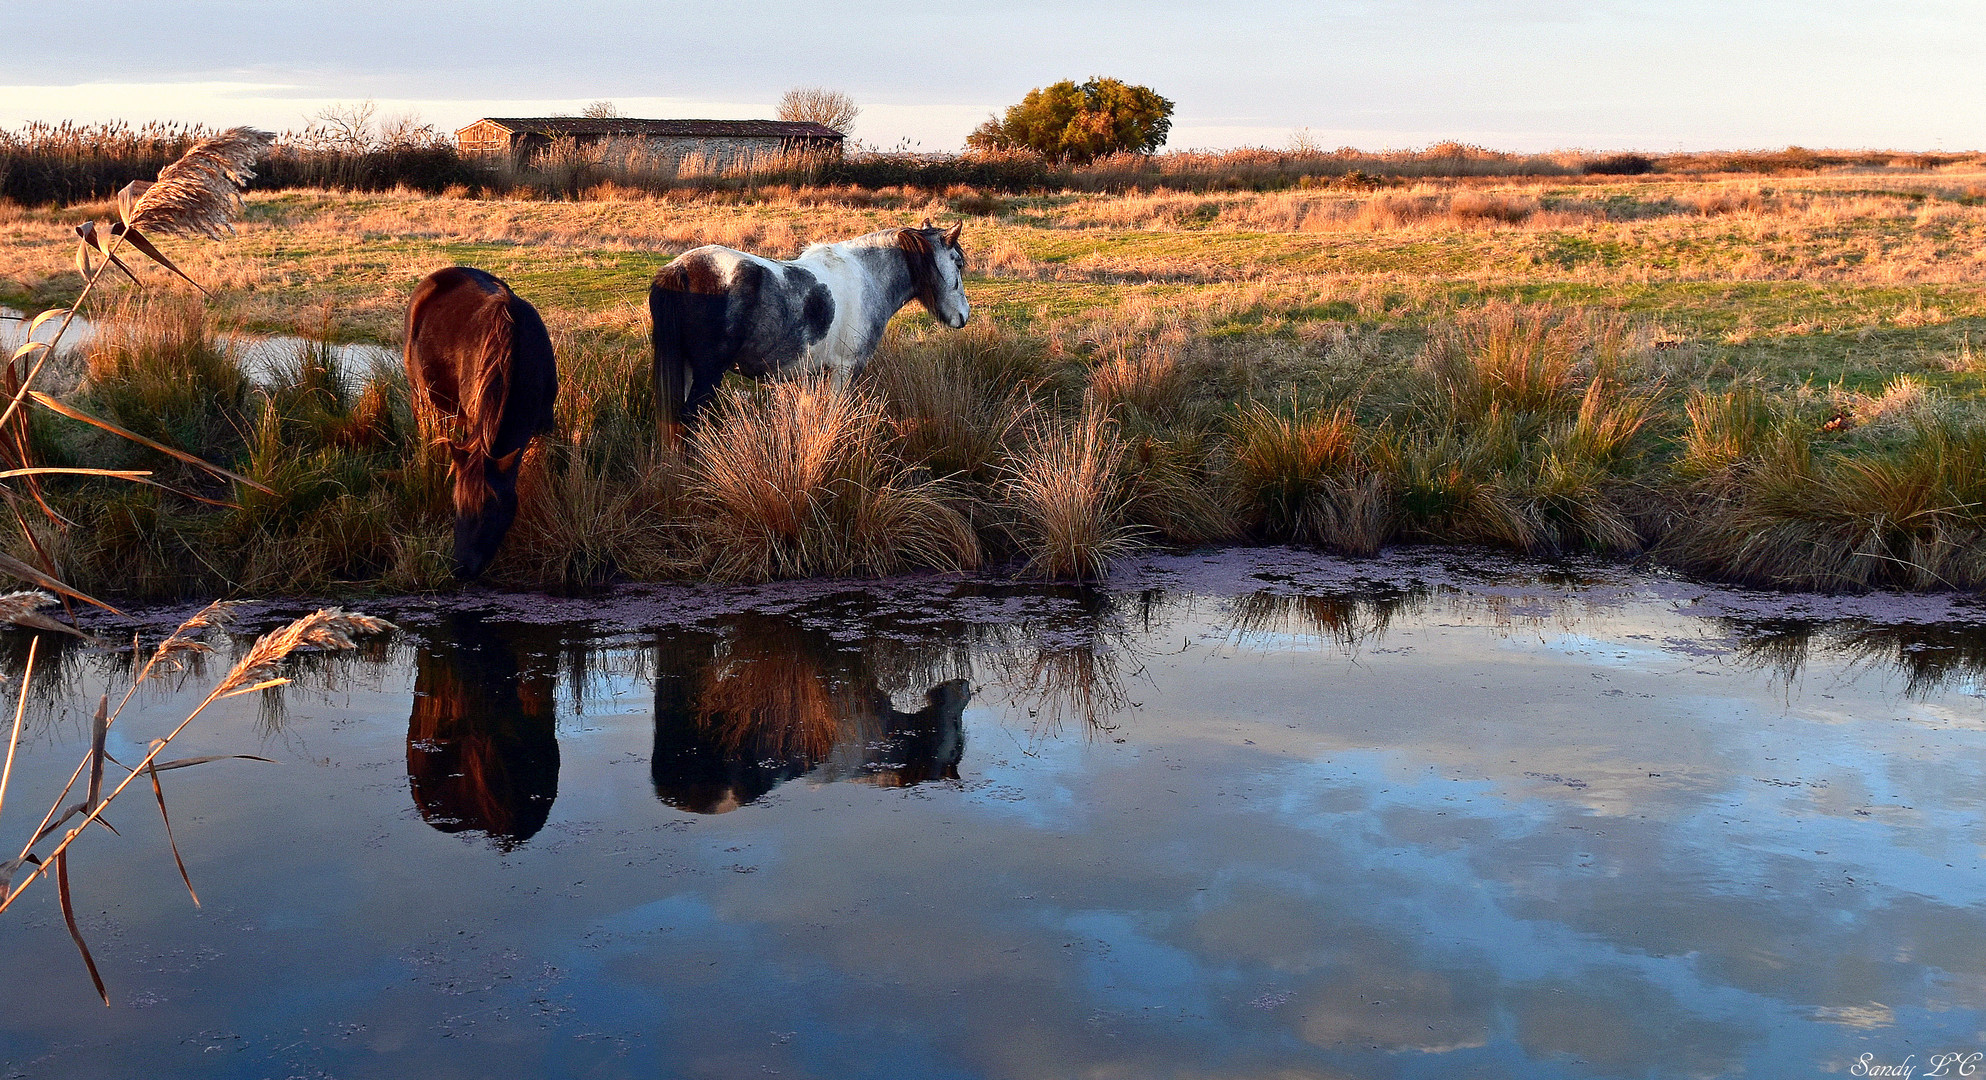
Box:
[0,572,1982,1079]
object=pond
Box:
[0,307,396,391]
[2,548,1984,1079]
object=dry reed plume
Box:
[120,127,273,239]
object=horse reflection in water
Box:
[652,615,970,814]
[406,616,560,848]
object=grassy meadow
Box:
[1,163,1984,600]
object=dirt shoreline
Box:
[68,544,1986,642]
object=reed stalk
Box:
[0,605,391,1004]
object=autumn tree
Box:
[777,87,860,135]
[966,78,1173,162]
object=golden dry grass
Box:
[1002,403,1144,580]
[685,377,979,581]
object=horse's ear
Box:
[493,448,524,473]
[943,222,962,246]
[919,217,933,230]
[447,441,471,469]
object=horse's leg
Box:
[827,360,854,393]
[681,362,725,426]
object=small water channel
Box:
[1,548,1984,1079]
[0,307,397,390]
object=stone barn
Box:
[453,118,844,168]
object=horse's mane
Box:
[453,293,515,518]
[894,228,944,309]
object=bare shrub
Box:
[777,88,861,135]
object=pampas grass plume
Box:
[120,127,274,238]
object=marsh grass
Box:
[1002,403,1144,580]
[492,444,684,589]
[7,161,1986,595]
[1676,387,1791,479]
[1118,430,1237,544]
[1227,399,1389,554]
[75,296,254,481]
[484,323,687,588]
[864,319,1044,484]
[1661,412,1986,590]
[1088,324,1189,418]
[15,287,1986,595]
[685,378,979,581]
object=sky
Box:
[2,1,1982,152]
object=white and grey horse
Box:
[648,221,969,442]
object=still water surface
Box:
[1,549,1984,1079]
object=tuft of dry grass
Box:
[492,445,685,588]
[1118,431,1238,544]
[1419,304,1594,420]
[1002,403,1144,580]
[76,295,254,474]
[864,319,1040,483]
[1660,413,1986,590]
[686,378,979,581]
[1227,399,1389,554]
[1088,324,1190,418]
[1675,387,1789,479]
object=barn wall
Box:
[456,122,510,155]
[646,136,817,171]
[453,125,845,167]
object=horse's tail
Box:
[649,278,686,447]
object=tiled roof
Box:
[459,118,844,140]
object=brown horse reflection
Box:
[407,615,559,848]
[652,615,969,814]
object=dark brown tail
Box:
[650,285,685,447]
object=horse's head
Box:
[448,442,525,580]
[902,221,970,329]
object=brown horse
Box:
[406,614,559,849]
[404,267,558,579]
